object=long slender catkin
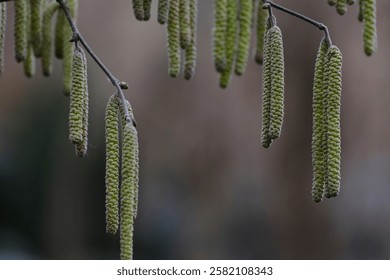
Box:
[235,0,253,76]
[219,0,238,88]
[269,25,285,140]
[167,0,181,77]
[184,0,197,80]
[213,0,228,73]
[69,47,87,145]
[30,0,43,57]
[105,94,120,235]
[255,3,268,64]
[336,0,347,15]
[54,9,65,59]
[363,0,377,56]
[179,0,191,49]
[324,45,342,199]
[0,3,6,75]
[42,2,60,76]
[261,21,272,148]
[158,0,170,24]
[14,0,27,62]
[132,0,145,21]
[24,1,35,78]
[143,0,152,21]
[311,38,329,203]
[358,0,363,22]
[63,0,78,95]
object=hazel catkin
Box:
[30,0,43,57]
[132,0,145,21]
[143,0,152,21]
[184,0,197,80]
[0,3,6,75]
[179,0,191,49]
[235,0,253,76]
[14,0,27,62]
[54,10,65,59]
[158,0,170,24]
[362,0,377,56]
[255,3,268,65]
[167,0,181,77]
[336,0,347,15]
[213,0,228,73]
[42,2,60,76]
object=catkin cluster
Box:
[311,38,343,203]
[105,94,139,260]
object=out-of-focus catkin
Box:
[347,0,355,5]
[179,0,191,49]
[235,0,253,76]
[167,0,181,77]
[184,0,197,80]
[213,0,228,73]
[0,3,6,74]
[328,0,337,6]
[14,0,27,62]
[261,21,272,148]
[324,45,342,199]
[132,0,145,21]
[362,0,377,56]
[105,94,120,235]
[158,0,170,24]
[42,2,60,76]
[143,0,152,21]
[358,0,363,21]
[54,10,65,59]
[311,38,329,203]
[255,3,267,64]
[336,0,347,15]
[30,0,43,57]
[219,0,237,88]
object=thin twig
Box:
[263,0,332,46]
[56,0,135,126]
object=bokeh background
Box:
[0,0,389,259]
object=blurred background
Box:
[0,0,389,259]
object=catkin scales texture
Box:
[184,0,197,80]
[42,2,60,76]
[235,0,253,76]
[30,0,43,57]
[362,0,377,56]
[132,0,145,21]
[261,24,272,149]
[158,0,170,24]
[167,0,181,77]
[14,0,27,62]
[179,0,191,49]
[213,0,228,73]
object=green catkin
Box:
[69,47,86,145]
[347,0,355,5]
[179,0,191,49]
[311,38,329,203]
[213,0,228,73]
[24,1,35,78]
[132,0,145,21]
[184,0,197,80]
[14,0,27,62]
[30,0,43,57]
[54,9,65,59]
[105,95,120,235]
[75,49,89,157]
[336,0,347,15]
[158,0,169,24]
[235,0,253,76]
[63,0,78,95]
[261,22,272,148]
[167,0,181,77]
[219,0,238,88]
[0,3,6,74]
[324,46,342,199]
[255,3,268,64]
[358,0,363,22]
[328,0,337,6]
[363,0,377,56]
[143,0,152,21]
[42,2,60,77]
[269,25,285,140]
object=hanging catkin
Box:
[362,0,377,56]
[14,0,27,62]
[24,1,35,78]
[69,47,87,145]
[213,0,228,73]
[0,3,6,75]
[167,0,181,77]
[347,0,355,5]
[54,9,65,59]
[328,0,337,6]
[261,19,272,148]
[235,0,253,76]
[158,0,170,24]
[42,2,60,76]
[63,0,78,95]
[358,0,363,22]
[219,0,238,88]
[324,45,342,199]
[311,38,329,203]
[336,0,347,15]
[105,94,120,235]
[143,0,152,21]
[255,3,268,64]
[30,0,43,57]
[184,0,197,80]
[179,0,191,49]
[132,0,145,21]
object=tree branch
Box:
[56,0,135,126]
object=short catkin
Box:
[143,0,152,21]
[69,47,87,145]
[269,25,285,140]
[255,3,268,64]
[167,0,181,77]
[30,0,43,57]
[336,0,347,15]
[324,45,342,198]
[105,94,120,235]
[179,0,191,49]
[219,0,238,89]
[235,0,253,76]
[14,0,28,62]
[157,0,170,24]
[213,0,228,73]
[362,0,377,56]
[132,0,145,21]
[0,3,6,74]
[42,2,60,76]
[311,38,329,203]
[184,0,198,80]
